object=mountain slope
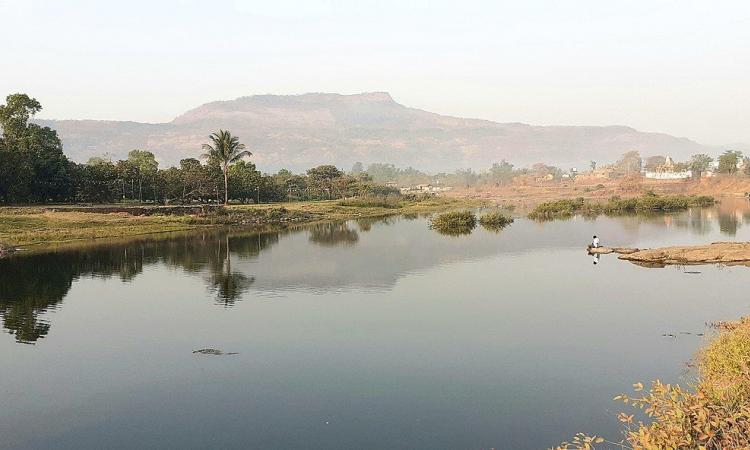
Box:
[38,92,714,172]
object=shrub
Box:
[527,198,586,219]
[337,194,402,209]
[555,317,750,450]
[429,210,477,236]
[479,211,514,231]
[529,194,716,220]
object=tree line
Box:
[0,94,397,205]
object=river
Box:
[2,200,750,449]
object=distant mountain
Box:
[37,92,718,172]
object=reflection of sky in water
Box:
[2,200,750,450]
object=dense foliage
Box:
[0,94,394,205]
[478,211,514,231]
[528,194,716,220]
[429,210,477,236]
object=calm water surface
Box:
[3,200,750,449]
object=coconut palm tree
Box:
[201,130,252,204]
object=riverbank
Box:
[0,196,482,249]
[449,174,750,211]
[557,315,750,449]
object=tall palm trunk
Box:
[223,164,229,205]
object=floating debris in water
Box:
[192,348,238,356]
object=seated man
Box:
[592,235,600,248]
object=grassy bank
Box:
[0,196,481,248]
[529,194,715,220]
[556,317,750,449]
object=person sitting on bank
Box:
[592,235,600,248]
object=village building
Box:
[643,156,692,180]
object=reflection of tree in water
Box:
[206,235,255,307]
[432,226,475,237]
[0,254,73,343]
[308,223,359,246]
[355,216,393,232]
[0,230,282,343]
[666,209,713,235]
[718,212,739,236]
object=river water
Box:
[2,200,750,449]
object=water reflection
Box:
[4,201,750,345]
[0,231,278,343]
[308,222,359,246]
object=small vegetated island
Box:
[478,211,514,232]
[429,210,513,236]
[528,193,715,220]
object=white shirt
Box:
[593,237,600,247]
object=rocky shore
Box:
[588,242,750,266]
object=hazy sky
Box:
[1,0,748,144]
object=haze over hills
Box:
[38,92,719,173]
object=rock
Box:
[587,246,639,255]
[618,242,750,266]
[587,246,613,254]
[0,242,16,259]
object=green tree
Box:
[127,149,158,202]
[615,151,642,175]
[717,150,743,174]
[0,94,41,140]
[488,160,515,185]
[201,130,251,204]
[227,160,262,202]
[689,154,714,177]
[0,93,72,203]
[306,165,343,198]
[73,159,118,203]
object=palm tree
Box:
[201,130,252,204]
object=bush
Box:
[529,194,716,220]
[527,198,586,219]
[429,210,477,236]
[337,194,402,209]
[479,211,514,231]
[556,317,750,450]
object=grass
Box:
[0,196,483,248]
[478,211,514,231]
[556,317,750,449]
[529,194,716,220]
[337,194,403,209]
